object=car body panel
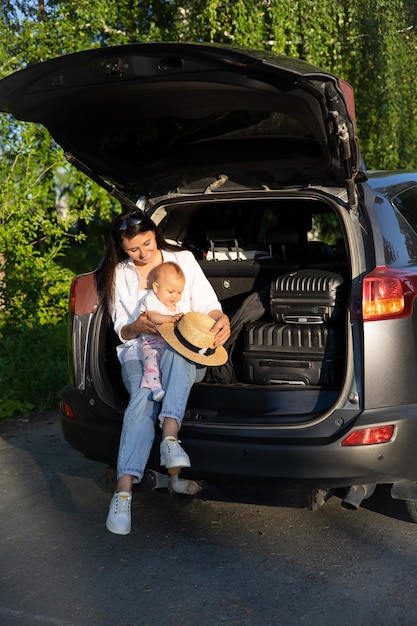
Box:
[60,379,417,488]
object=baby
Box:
[138,261,187,401]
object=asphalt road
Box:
[1,411,417,626]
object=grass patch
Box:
[0,322,68,419]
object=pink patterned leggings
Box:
[139,335,167,392]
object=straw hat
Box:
[159,312,228,366]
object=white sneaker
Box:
[160,437,191,469]
[106,491,132,535]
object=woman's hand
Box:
[135,311,159,335]
[209,311,231,347]
[121,311,158,339]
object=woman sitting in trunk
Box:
[102,208,230,535]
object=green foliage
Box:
[344,0,417,169]
[0,120,73,327]
[0,322,68,418]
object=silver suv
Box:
[3,43,417,519]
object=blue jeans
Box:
[117,346,204,482]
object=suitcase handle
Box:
[282,315,324,324]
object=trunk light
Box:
[341,425,395,446]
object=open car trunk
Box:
[0,41,360,438]
[90,194,352,430]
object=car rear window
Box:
[160,200,343,255]
[392,185,417,233]
[378,187,417,266]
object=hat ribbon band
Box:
[174,325,216,357]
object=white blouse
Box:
[110,249,222,363]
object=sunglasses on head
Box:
[119,211,145,231]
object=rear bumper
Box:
[59,384,417,488]
[59,384,122,466]
[180,422,417,488]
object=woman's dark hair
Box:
[101,207,178,318]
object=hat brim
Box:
[159,323,228,366]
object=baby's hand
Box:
[172,312,183,323]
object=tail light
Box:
[68,277,78,314]
[342,425,395,446]
[68,272,100,315]
[362,266,416,321]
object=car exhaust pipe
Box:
[341,484,376,510]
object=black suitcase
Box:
[270,269,345,324]
[242,321,343,386]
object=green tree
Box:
[343,0,417,169]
